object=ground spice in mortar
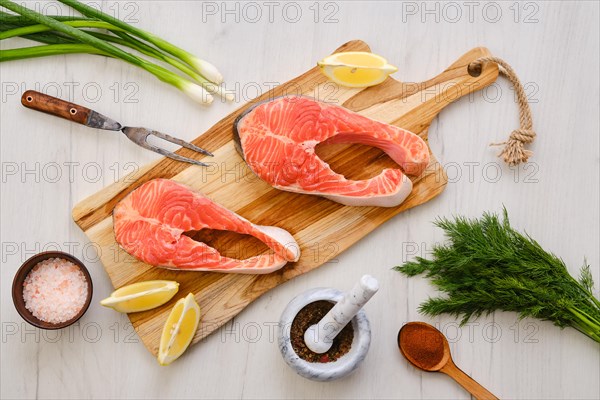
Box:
[290,300,354,363]
[400,323,445,369]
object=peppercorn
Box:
[290,300,354,363]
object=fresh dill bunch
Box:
[395,208,600,343]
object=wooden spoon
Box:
[398,322,498,400]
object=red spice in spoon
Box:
[399,322,445,369]
[398,322,498,400]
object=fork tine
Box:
[150,130,214,156]
[143,144,210,166]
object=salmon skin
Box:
[234,96,430,207]
[113,179,300,274]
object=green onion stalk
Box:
[0,43,107,61]
[0,20,125,39]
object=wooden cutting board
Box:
[72,40,498,356]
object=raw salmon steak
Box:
[113,179,300,274]
[234,96,430,207]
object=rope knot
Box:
[509,128,536,144]
[497,129,536,166]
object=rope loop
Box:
[469,57,536,166]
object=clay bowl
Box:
[12,251,93,329]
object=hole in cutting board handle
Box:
[467,63,482,77]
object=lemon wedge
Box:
[100,280,179,313]
[317,51,398,88]
[158,293,201,366]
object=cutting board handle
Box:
[343,47,499,133]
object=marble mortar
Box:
[278,287,371,381]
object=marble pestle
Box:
[304,275,379,354]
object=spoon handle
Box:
[440,361,498,400]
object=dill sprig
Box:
[395,208,600,343]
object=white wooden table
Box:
[1,1,598,399]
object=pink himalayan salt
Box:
[23,258,88,324]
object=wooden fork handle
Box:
[440,360,499,400]
[21,90,92,125]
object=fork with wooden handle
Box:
[21,90,213,166]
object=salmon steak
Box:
[234,96,430,207]
[113,179,300,274]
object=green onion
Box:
[0,20,233,101]
[0,20,77,44]
[0,43,106,61]
[0,10,81,24]
[58,0,223,84]
[0,0,214,105]
[0,21,124,40]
